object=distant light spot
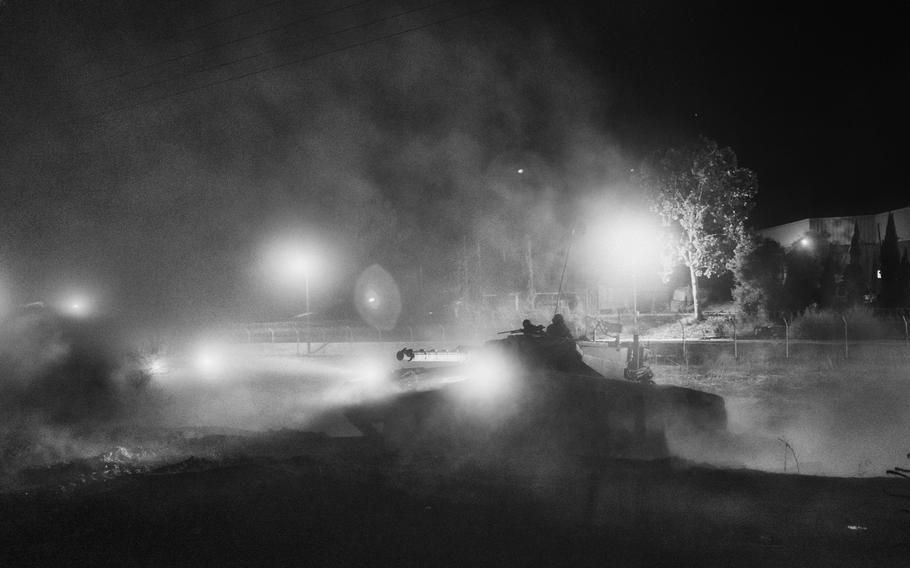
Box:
[517,168,524,174]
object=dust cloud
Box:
[0,308,387,480]
[660,345,910,477]
[5,306,909,481]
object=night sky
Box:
[1,0,907,324]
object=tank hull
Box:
[344,360,726,461]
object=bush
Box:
[732,238,786,318]
[789,306,890,340]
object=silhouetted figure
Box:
[546,313,573,339]
[521,319,545,336]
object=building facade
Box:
[756,206,910,293]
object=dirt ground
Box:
[3,343,910,567]
[1,429,909,568]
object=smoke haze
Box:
[0,0,632,327]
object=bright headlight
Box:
[146,356,167,375]
[194,345,226,376]
[458,350,518,401]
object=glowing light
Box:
[267,240,317,285]
[457,350,517,401]
[594,214,662,273]
[517,168,524,174]
[194,345,226,376]
[147,357,167,375]
[60,293,93,317]
[262,236,324,306]
[354,265,401,330]
[800,237,812,248]
[354,358,390,389]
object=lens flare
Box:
[354,265,401,330]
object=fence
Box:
[645,312,910,366]
[641,338,910,367]
[226,312,910,364]
[227,322,478,345]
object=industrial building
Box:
[756,206,910,290]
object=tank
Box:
[342,323,726,461]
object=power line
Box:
[67,0,298,75]
[91,1,510,121]
[72,0,375,92]
[4,1,226,69]
[158,0,296,42]
[84,0,450,108]
[23,0,510,145]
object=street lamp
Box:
[60,291,94,318]
[267,240,317,309]
[286,251,314,317]
[264,237,320,353]
[593,214,660,373]
[612,223,658,325]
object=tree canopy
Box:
[636,137,758,319]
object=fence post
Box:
[345,326,353,344]
[680,322,687,369]
[841,315,848,360]
[246,328,252,343]
[903,315,909,356]
[439,323,446,341]
[268,327,274,343]
[295,327,300,356]
[730,317,738,360]
[408,326,414,342]
[782,317,789,359]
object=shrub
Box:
[732,238,786,318]
[789,306,890,340]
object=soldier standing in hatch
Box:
[546,313,573,339]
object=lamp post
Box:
[265,238,318,355]
[593,214,660,377]
[292,256,314,355]
[630,270,640,372]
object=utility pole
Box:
[526,234,535,306]
[475,238,483,302]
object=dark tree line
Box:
[734,213,910,319]
[878,212,910,308]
